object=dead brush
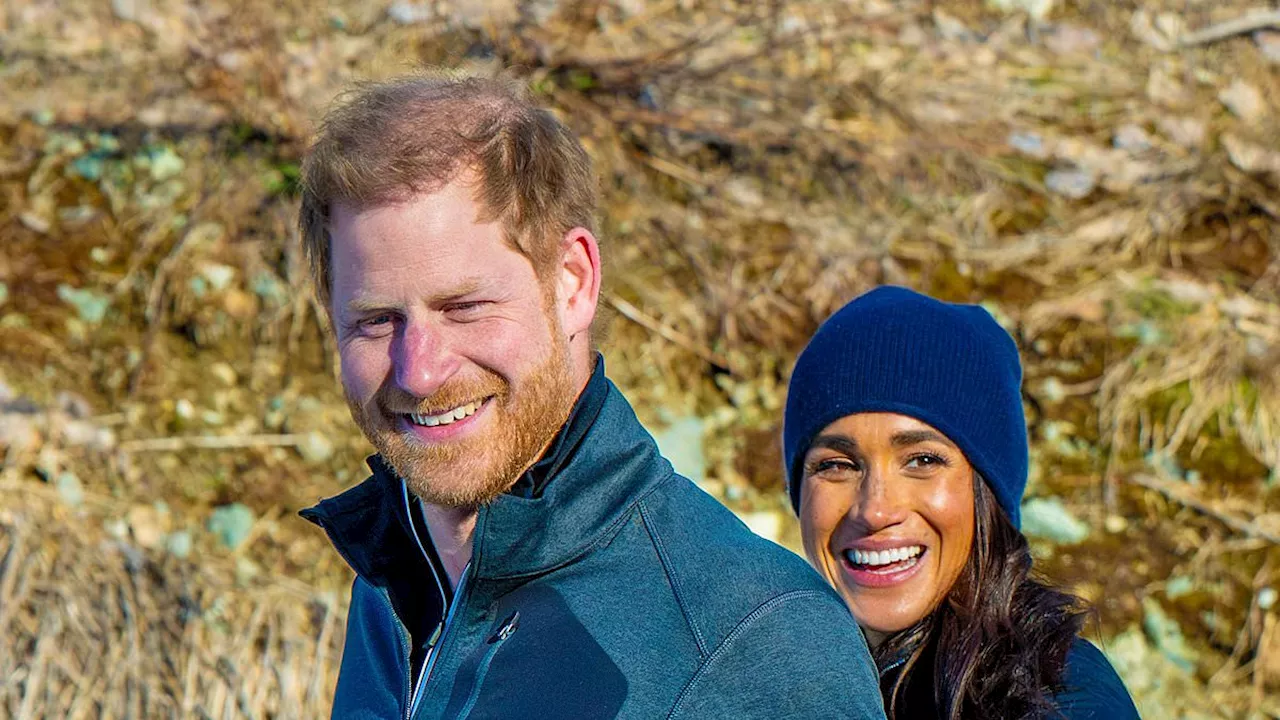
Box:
[0,483,343,720]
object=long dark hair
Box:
[875,476,1088,719]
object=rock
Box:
[1037,377,1066,404]
[1008,131,1049,158]
[987,0,1054,21]
[56,284,111,324]
[932,9,975,42]
[143,145,185,182]
[1222,133,1280,176]
[297,430,335,464]
[1146,67,1190,107]
[1104,514,1128,533]
[0,413,40,454]
[1256,31,1280,64]
[165,530,193,559]
[127,504,170,549]
[104,518,129,540]
[1020,497,1090,544]
[1219,80,1266,125]
[1156,116,1205,149]
[56,471,84,508]
[720,177,765,209]
[19,211,52,234]
[251,271,287,306]
[1113,124,1152,152]
[175,398,196,420]
[651,416,706,485]
[111,0,145,22]
[207,503,256,550]
[1142,597,1198,672]
[210,362,237,386]
[450,0,519,29]
[1164,575,1193,600]
[183,222,226,249]
[199,263,237,292]
[1044,168,1096,199]
[57,391,92,418]
[388,1,434,24]
[61,420,116,451]
[1045,24,1101,55]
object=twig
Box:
[1178,10,1280,48]
[119,433,305,453]
[605,293,733,372]
[1131,473,1280,545]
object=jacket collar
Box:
[301,360,672,587]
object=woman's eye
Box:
[905,454,946,470]
[807,458,861,478]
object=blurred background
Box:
[1,0,1278,717]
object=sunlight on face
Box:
[329,181,577,507]
[799,412,976,647]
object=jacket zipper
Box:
[457,612,520,719]
[402,482,468,720]
[409,563,471,718]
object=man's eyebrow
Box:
[808,434,860,456]
[891,429,955,449]
[342,279,492,315]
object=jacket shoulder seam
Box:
[665,589,833,719]
[638,498,710,657]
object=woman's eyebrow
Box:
[891,429,955,448]
[809,434,860,456]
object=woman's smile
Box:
[799,412,975,645]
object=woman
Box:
[783,286,1140,719]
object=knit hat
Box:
[783,286,1028,528]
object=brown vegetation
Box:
[1,0,1278,716]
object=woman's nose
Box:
[854,469,908,531]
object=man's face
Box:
[329,180,579,508]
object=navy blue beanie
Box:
[783,286,1028,528]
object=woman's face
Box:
[799,412,975,648]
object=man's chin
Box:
[379,446,516,508]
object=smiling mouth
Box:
[842,545,925,574]
[403,397,490,428]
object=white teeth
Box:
[846,545,924,567]
[408,401,481,428]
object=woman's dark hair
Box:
[875,475,1089,720]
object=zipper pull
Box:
[488,612,520,644]
[426,622,443,649]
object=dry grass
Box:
[1,0,1278,716]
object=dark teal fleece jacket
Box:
[302,366,885,720]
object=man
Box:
[298,71,884,719]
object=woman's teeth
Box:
[844,545,924,567]
[408,401,481,427]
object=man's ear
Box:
[554,227,601,339]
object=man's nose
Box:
[392,321,458,399]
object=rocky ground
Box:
[1,0,1279,717]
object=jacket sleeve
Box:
[666,590,887,720]
[1054,638,1142,720]
[330,576,411,720]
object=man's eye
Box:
[351,314,395,336]
[446,301,490,317]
